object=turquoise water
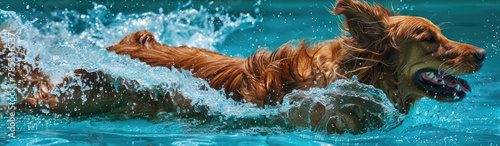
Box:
[0,0,499,145]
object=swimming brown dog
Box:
[1,0,485,134]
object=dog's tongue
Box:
[442,75,471,92]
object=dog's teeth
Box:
[440,80,445,84]
[456,85,461,91]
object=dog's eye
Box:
[422,36,437,43]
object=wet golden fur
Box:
[2,0,484,131]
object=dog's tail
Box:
[107,30,257,102]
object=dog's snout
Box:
[474,48,486,65]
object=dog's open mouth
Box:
[414,70,471,101]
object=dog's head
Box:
[333,0,485,114]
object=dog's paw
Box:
[106,30,158,54]
[123,30,155,46]
[133,30,156,46]
[17,83,59,111]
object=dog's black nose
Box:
[474,48,486,65]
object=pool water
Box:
[0,0,499,145]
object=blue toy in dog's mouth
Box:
[414,69,471,101]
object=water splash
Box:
[278,76,404,134]
[1,2,261,77]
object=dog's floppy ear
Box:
[333,0,392,47]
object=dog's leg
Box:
[18,69,201,118]
[106,30,269,105]
[106,30,245,71]
[283,92,385,134]
[16,69,159,116]
[0,40,198,118]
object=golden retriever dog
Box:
[1,0,485,134]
